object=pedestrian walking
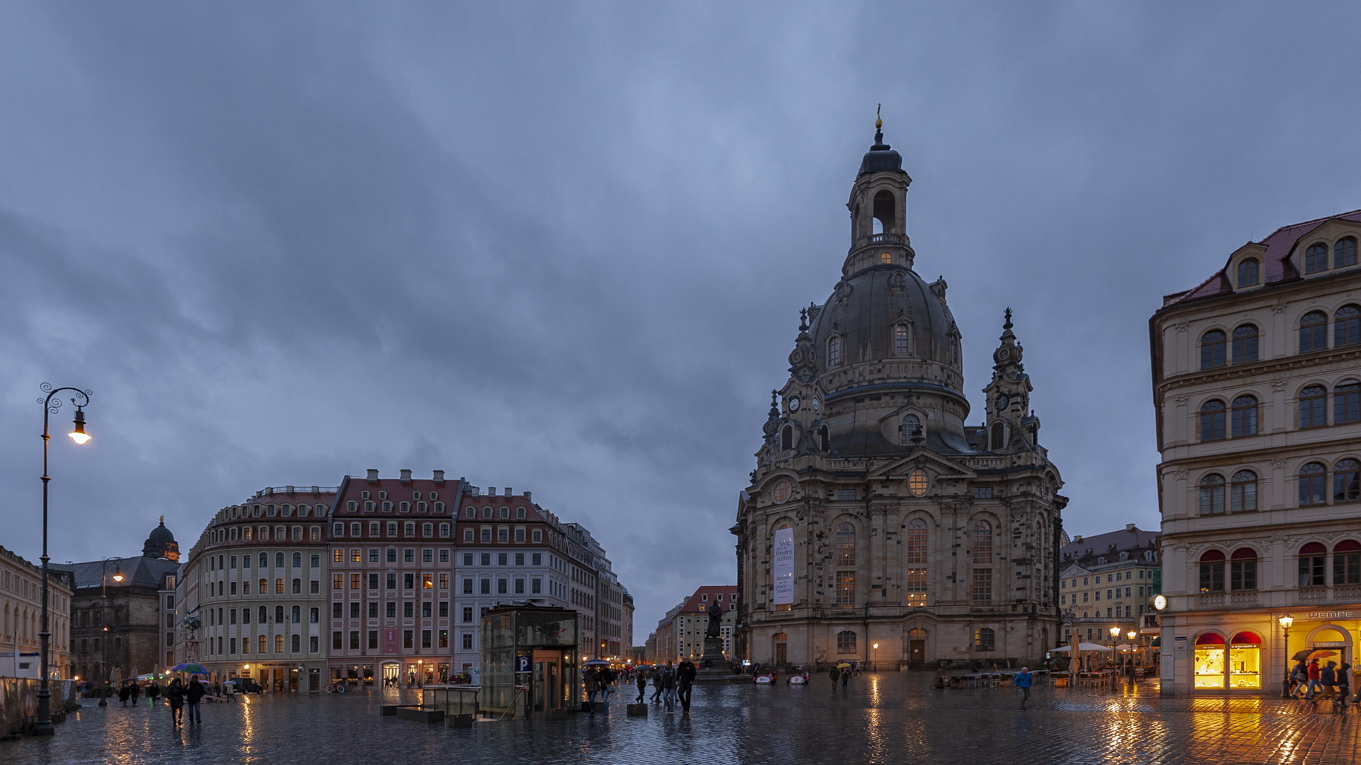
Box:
[186,677,205,724]
[1337,663,1351,712]
[829,665,840,691]
[1289,661,1307,698]
[660,663,678,712]
[118,682,131,707]
[147,680,160,707]
[635,670,647,703]
[584,669,601,716]
[677,658,697,712]
[166,678,185,726]
[130,681,141,706]
[1015,667,1033,709]
[1320,661,1338,705]
[1304,658,1323,700]
[651,667,664,704]
[841,666,850,690]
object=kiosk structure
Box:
[480,605,579,719]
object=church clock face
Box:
[772,479,793,503]
[997,393,1009,409]
[788,396,801,413]
[811,396,821,413]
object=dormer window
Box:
[1236,258,1259,288]
[827,336,842,367]
[989,422,1005,451]
[1338,237,1358,267]
[1305,242,1328,274]
[894,324,911,356]
[899,414,922,445]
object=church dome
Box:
[807,264,960,385]
[142,516,181,561]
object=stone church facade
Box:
[733,122,1067,669]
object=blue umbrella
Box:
[170,662,207,674]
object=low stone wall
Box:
[1,679,79,737]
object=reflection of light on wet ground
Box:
[10,676,1361,765]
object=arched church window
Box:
[899,414,922,445]
[835,523,856,566]
[873,189,896,234]
[972,521,992,560]
[905,518,928,607]
[818,425,830,452]
[990,422,1005,451]
[836,630,857,653]
[780,425,794,451]
[894,324,911,355]
[827,336,842,367]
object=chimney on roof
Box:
[504,487,512,497]
[433,470,445,484]
[366,469,379,483]
[1126,523,1136,532]
[1073,535,1083,543]
[524,491,532,502]
[311,486,319,494]
[286,486,294,494]
[461,482,473,495]
[488,487,496,497]
[400,469,412,483]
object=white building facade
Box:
[1152,210,1361,694]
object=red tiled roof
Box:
[333,475,458,516]
[678,585,739,614]
[456,493,550,524]
[1164,209,1361,307]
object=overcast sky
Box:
[4,2,1359,637]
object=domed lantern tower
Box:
[733,117,1066,669]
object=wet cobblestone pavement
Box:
[6,674,1361,764]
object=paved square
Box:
[6,674,1360,764]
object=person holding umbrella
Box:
[186,676,206,724]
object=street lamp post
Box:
[872,643,878,673]
[1127,630,1138,687]
[1108,626,1120,691]
[1279,614,1294,698]
[36,384,92,736]
[96,558,123,707]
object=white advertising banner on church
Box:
[773,527,794,605]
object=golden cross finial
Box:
[875,103,882,130]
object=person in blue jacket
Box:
[1015,667,1033,709]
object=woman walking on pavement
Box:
[166,678,185,726]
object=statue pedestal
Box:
[695,637,738,683]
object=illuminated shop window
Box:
[1193,633,1226,689]
[1228,632,1261,689]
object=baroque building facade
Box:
[60,520,180,684]
[0,546,72,679]
[1152,210,1361,695]
[182,486,334,693]
[1058,525,1160,652]
[733,123,1066,669]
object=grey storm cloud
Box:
[4,1,1361,634]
